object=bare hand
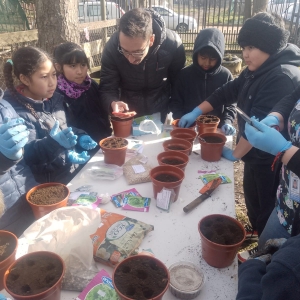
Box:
[111,101,129,114]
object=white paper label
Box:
[132,165,145,173]
[156,190,171,210]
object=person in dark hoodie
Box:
[3,47,97,184]
[179,12,300,237]
[170,28,236,135]
[99,8,186,122]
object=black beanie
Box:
[238,18,290,54]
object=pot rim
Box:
[199,133,227,145]
[198,214,246,247]
[26,182,70,208]
[172,119,196,129]
[112,254,170,300]
[157,150,189,164]
[99,137,129,150]
[163,138,192,149]
[196,115,220,123]
[3,251,65,299]
[150,165,185,182]
[170,128,197,138]
[0,231,18,266]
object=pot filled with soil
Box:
[26,182,70,219]
[196,115,220,135]
[112,254,170,300]
[172,119,196,131]
[111,116,133,138]
[157,150,189,171]
[163,138,192,156]
[198,214,246,268]
[150,165,185,201]
[4,251,65,300]
[99,136,128,166]
[0,231,18,290]
[199,133,227,162]
[170,128,197,155]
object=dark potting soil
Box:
[0,235,16,262]
[114,257,168,300]
[197,115,219,124]
[162,158,184,165]
[6,255,63,296]
[155,174,180,182]
[29,185,68,205]
[167,145,185,150]
[102,137,128,148]
[203,136,223,143]
[200,216,244,245]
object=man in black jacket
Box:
[99,8,186,122]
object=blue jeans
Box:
[258,207,291,249]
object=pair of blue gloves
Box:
[178,107,236,135]
[49,120,97,164]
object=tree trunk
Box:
[244,0,252,20]
[35,0,79,54]
[253,0,268,14]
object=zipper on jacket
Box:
[143,59,148,114]
[204,73,208,99]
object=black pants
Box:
[243,162,280,236]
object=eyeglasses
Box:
[118,40,150,59]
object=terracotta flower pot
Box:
[112,255,170,300]
[99,137,128,166]
[199,133,227,162]
[170,128,197,144]
[4,251,65,300]
[172,119,196,130]
[0,231,18,291]
[196,115,220,135]
[26,182,70,220]
[150,165,185,201]
[157,150,189,171]
[163,138,192,156]
[198,214,246,268]
[111,116,133,138]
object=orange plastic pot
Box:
[99,137,128,166]
[157,150,189,171]
[199,133,227,162]
[198,214,246,268]
[26,182,70,220]
[163,138,192,156]
[112,255,170,300]
[0,231,18,291]
[4,251,65,300]
[172,119,196,130]
[196,115,220,135]
[150,165,185,201]
[170,128,197,144]
[111,116,133,138]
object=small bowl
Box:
[169,261,205,300]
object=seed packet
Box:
[111,188,141,207]
[198,173,232,184]
[122,196,151,212]
[76,269,118,300]
[68,191,101,209]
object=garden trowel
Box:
[183,178,222,213]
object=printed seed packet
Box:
[198,173,232,184]
[76,269,118,300]
[110,188,141,208]
[68,191,102,209]
[122,195,151,212]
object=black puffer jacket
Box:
[206,43,300,164]
[170,28,236,127]
[99,9,186,122]
[0,91,35,236]
[4,90,86,184]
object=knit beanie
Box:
[238,17,290,54]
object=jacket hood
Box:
[192,28,225,73]
[146,8,166,55]
[247,43,300,78]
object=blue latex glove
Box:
[222,146,240,161]
[260,115,280,128]
[221,124,236,136]
[0,117,29,160]
[178,107,202,128]
[0,294,7,300]
[68,150,90,164]
[50,120,77,149]
[79,135,97,150]
[245,117,292,155]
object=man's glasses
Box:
[118,41,150,59]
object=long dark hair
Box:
[3,46,53,130]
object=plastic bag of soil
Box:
[23,206,101,292]
[91,210,154,267]
[123,154,152,185]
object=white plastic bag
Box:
[23,206,101,291]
